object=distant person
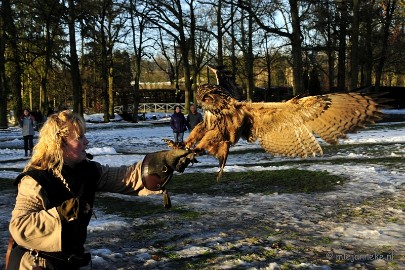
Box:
[19,109,36,157]
[186,104,203,131]
[170,105,187,146]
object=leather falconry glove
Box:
[141,149,198,208]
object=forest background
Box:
[0,0,404,127]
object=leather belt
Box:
[15,245,91,267]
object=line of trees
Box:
[0,0,404,127]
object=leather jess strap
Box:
[5,235,14,270]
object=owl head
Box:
[207,65,242,101]
[196,84,235,113]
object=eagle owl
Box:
[167,66,383,180]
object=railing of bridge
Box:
[114,103,185,114]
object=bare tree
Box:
[1,0,23,125]
[82,0,126,121]
[304,0,337,91]
[107,4,127,119]
[216,0,224,66]
[262,33,284,100]
[236,0,307,95]
[336,0,348,90]
[152,31,183,89]
[128,0,153,122]
[144,0,195,112]
[229,1,238,80]
[349,0,360,90]
[189,0,213,105]
[0,2,8,128]
[200,0,226,66]
[374,0,398,91]
[39,1,64,113]
[189,0,198,107]
[66,0,84,115]
[99,0,112,122]
[1,0,403,124]
[361,0,375,87]
[239,4,255,100]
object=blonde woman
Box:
[7,110,196,270]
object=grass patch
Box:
[94,194,202,220]
[238,156,404,171]
[94,195,166,218]
[169,169,347,195]
[129,222,167,241]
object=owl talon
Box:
[216,169,224,182]
[191,148,206,156]
[162,139,186,149]
[184,145,192,151]
[162,138,175,148]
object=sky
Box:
[0,109,404,269]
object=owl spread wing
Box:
[246,93,383,158]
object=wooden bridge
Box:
[114,103,186,114]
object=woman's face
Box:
[175,107,181,113]
[62,131,89,166]
[23,110,29,116]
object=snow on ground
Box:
[0,109,404,269]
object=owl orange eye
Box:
[203,97,213,103]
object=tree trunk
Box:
[100,3,110,122]
[101,47,109,122]
[129,0,141,122]
[374,0,397,92]
[81,31,87,111]
[190,0,197,110]
[230,2,237,84]
[181,44,192,110]
[3,0,22,125]
[0,13,8,128]
[68,0,83,115]
[326,26,335,91]
[362,1,374,86]
[40,23,52,114]
[337,1,347,90]
[264,35,272,101]
[108,66,114,118]
[133,63,140,122]
[349,0,360,90]
[216,0,224,66]
[241,7,247,96]
[245,10,254,101]
[176,2,192,110]
[289,0,304,95]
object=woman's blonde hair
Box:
[24,110,86,191]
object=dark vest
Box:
[14,160,100,254]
